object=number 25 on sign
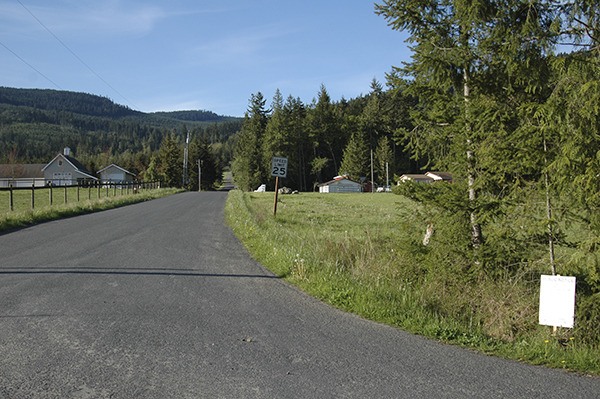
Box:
[271,157,288,178]
[271,157,287,216]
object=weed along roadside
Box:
[0,186,181,232]
[225,189,600,375]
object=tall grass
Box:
[225,189,600,374]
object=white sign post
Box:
[539,275,576,329]
[271,157,288,216]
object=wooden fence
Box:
[0,181,161,212]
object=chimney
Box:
[64,147,71,156]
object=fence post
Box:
[9,184,14,211]
[49,183,53,206]
[97,182,101,199]
[31,183,35,209]
[77,184,80,202]
[64,185,68,204]
[88,184,91,200]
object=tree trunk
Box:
[464,66,483,247]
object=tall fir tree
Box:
[159,132,182,188]
[306,85,343,181]
[376,0,558,253]
[339,129,369,182]
[374,135,393,186]
[232,92,269,191]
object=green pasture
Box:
[1,185,141,213]
[0,186,180,232]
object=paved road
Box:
[0,192,598,398]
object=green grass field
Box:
[0,184,143,213]
[0,186,179,232]
[225,190,600,375]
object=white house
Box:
[42,147,97,186]
[318,176,362,193]
[97,164,136,185]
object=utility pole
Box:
[386,162,389,191]
[198,160,202,192]
[182,129,190,187]
[370,149,374,193]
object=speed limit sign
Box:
[271,157,288,178]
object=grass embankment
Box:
[225,190,600,375]
[0,187,181,232]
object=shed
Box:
[318,176,362,193]
[42,147,97,186]
[98,164,136,185]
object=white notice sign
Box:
[539,275,576,328]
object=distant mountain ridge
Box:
[0,86,241,163]
[0,86,233,121]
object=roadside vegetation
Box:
[226,190,600,375]
[0,187,181,232]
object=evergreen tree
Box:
[339,129,369,182]
[144,155,160,182]
[376,0,558,251]
[284,96,310,191]
[306,85,343,181]
[374,135,393,186]
[159,132,182,188]
[232,92,269,191]
[262,90,286,190]
[188,135,219,191]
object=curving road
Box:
[0,192,598,398]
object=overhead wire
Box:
[15,0,139,110]
[0,39,62,89]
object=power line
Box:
[16,0,139,110]
[0,39,62,89]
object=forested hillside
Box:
[0,87,241,189]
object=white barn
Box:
[42,147,97,186]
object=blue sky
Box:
[1,0,411,117]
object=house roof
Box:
[42,153,97,180]
[0,164,45,179]
[426,171,453,181]
[400,174,435,182]
[97,163,135,176]
[318,177,361,187]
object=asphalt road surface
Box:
[1,192,599,398]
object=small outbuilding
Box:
[318,176,362,193]
[98,164,136,185]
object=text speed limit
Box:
[271,157,288,178]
